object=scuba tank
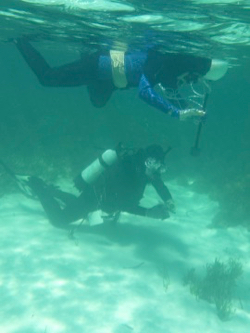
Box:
[81,149,118,184]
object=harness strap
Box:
[110,50,128,88]
[98,155,109,169]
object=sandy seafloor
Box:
[1,180,250,333]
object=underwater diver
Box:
[3,144,176,229]
[13,37,228,120]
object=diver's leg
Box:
[87,80,115,107]
[48,186,77,206]
[15,38,99,87]
[28,177,88,229]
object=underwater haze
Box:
[0,0,250,332]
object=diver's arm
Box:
[151,175,172,202]
[124,204,169,219]
[124,205,148,217]
[151,175,176,213]
[138,74,180,118]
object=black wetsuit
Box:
[29,150,172,229]
[15,38,211,113]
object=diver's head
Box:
[174,59,228,91]
[157,53,212,90]
[153,53,228,111]
[144,144,167,177]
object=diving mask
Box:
[145,157,166,175]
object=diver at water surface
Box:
[14,38,228,120]
[3,144,175,229]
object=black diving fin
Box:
[0,159,36,199]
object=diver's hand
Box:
[146,204,170,220]
[165,199,176,214]
[179,109,206,121]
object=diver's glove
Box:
[179,109,206,121]
[146,204,170,220]
[165,199,176,214]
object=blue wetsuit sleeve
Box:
[139,74,180,118]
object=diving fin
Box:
[0,159,37,199]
